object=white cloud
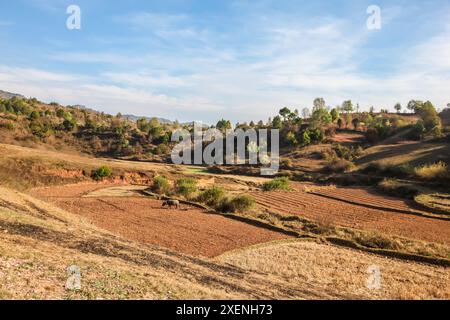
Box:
[2,7,450,123]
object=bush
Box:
[197,186,226,207]
[228,195,255,213]
[363,161,413,177]
[262,177,290,191]
[414,162,448,180]
[91,166,112,180]
[325,158,354,173]
[176,178,198,198]
[151,176,171,194]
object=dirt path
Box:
[30,184,291,257]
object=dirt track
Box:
[30,184,291,257]
[252,191,450,245]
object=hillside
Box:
[0,156,448,299]
[0,90,25,100]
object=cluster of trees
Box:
[0,96,178,157]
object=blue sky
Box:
[0,0,449,123]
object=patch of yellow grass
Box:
[414,162,448,180]
[216,241,450,300]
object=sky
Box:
[0,0,449,124]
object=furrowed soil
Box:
[307,186,442,217]
[30,184,291,257]
[251,190,450,245]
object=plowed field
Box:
[31,184,291,257]
[251,191,450,245]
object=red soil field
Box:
[251,191,450,245]
[309,186,437,216]
[30,184,291,257]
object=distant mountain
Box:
[124,114,173,124]
[0,90,25,100]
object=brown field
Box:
[307,186,441,217]
[30,184,291,257]
[330,132,365,145]
[251,190,450,245]
[1,185,449,299]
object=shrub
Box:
[363,161,413,177]
[325,158,354,173]
[197,186,226,207]
[176,178,198,198]
[151,176,171,194]
[414,162,448,180]
[91,166,112,180]
[262,177,290,191]
[228,195,255,213]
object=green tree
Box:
[216,119,232,132]
[272,116,282,129]
[416,101,441,134]
[285,131,298,146]
[311,107,332,128]
[301,131,311,146]
[407,100,424,113]
[279,107,293,122]
[29,110,41,120]
[394,103,402,114]
[330,108,340,122]
[342,100,354,114]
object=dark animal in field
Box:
[162,200,180,209]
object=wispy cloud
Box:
[1,1,449,122]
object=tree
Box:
[285,131,298,146]
[272,116,282,129]
[302,107,311,119]
[313,98,326,111]
[29,110,40,120]
[216,119,232,132]
[311,107,332,128]
[417,101,441,133]
[330,108,340,122]
[342,100,354,114]
[301,131,311,146]
[407,100,423,113]
[369,106,375,115]
[279,107,292,121]
[394,103,402,114]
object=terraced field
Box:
[31,184,291,257]
[251,190,450,245]
[307,186,444,218]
